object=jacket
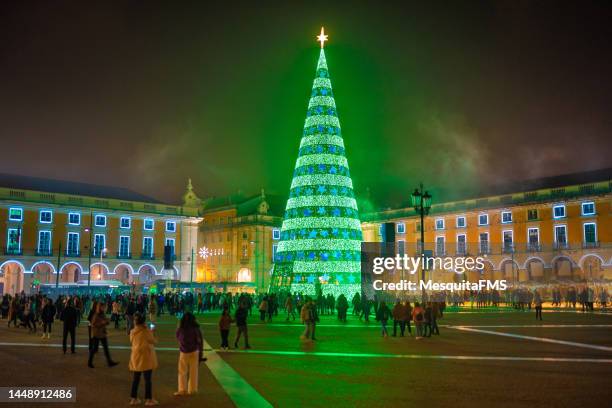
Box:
[41,304,56,323]
[61,306,78,328]
[219,314,233,331]
[91,313,110,338]
[129,325,158,372]
[235,307,248,326]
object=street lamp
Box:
[100,248,107,280]
[411,183,432,301]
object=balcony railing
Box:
[65,249,81,257]
[479,243,490,255]
[527,243,542,252]
[583,241,600,249]
[117,252,132,260]
[553,242,569,250]
[140,253,155,260]
[5,248,23,256]
[35,249,53,256]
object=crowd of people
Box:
[0,283,609,403]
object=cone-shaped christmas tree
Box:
[271,28,362,297]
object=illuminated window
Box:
[144,219,154,231]
[68,212,81,225]
[119,236,131,258]
[527,228,539,250]
[93,234,105,256]
[143,237,154,257]
[583,223,597,246]
[396,223,406,234]
[38,230,52,255]
[479,232,489,254]
[456,234,466,255]
[120,217,131,229]
[581,202,595,216]
[8,207,23,221]
[94,214,106,227]
[554,225,567,247]
[7,228,22,253]
[456,216,466,228]
[166,221,176,232]
[272,228,281,240]
[553,205,565,219]
[501,211,512,224]
[503,230,513,252]
[67,232,80,256]
[39,210,53,224]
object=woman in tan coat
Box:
[129,312,158,406]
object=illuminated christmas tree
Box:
[272,28,362,297]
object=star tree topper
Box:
[317,27,328,48]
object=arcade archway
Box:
[0,261,25,295]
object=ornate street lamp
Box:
[411,183,432,300]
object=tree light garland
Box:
[270,42,362,298]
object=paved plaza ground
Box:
[0,307,611,407]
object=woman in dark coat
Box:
[41,298,56,339]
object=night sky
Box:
[1,1,611,207]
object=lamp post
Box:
[411,183,432,301]
[100,248,107,280]
[86,211,93,293]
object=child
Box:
[219,307,233,350]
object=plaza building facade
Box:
[197,190,283,293]
[0,174,202,294]
[197,168,611,292]
[361,168,611,286]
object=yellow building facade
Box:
[0,176,201,294]
[199,170,611,290]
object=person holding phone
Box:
[174,312,203,396]
[128,312,158,406]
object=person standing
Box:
[300,299,313,341]
[402,301,413,336]
[125,298,136,336]
[61,299,78,354]
[285,295,295,321]
[148,297,157,324]
[88,303,119,368]
[430,302,441,335]
[175,312,203,396]
[8,297,18,328]
[534,290,543,321]
[391,300,404,337]
[234,302,250,349]
[41,298,56,339]
[219,307,233,350]
[412,302,425,339]
[129,312,158,406]
[376,301,391,338]
[258,297,268,322]
[309,299,319,340]
[111,300,122,329]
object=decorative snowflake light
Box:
[199,246,224,259]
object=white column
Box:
[179,217,202,282]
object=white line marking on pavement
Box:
[455,324,612,328]
[0,342,610,364]
[216,349,612,363]
[0,341,270,408]
[202,340,272,408]
[449,326,612,352]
